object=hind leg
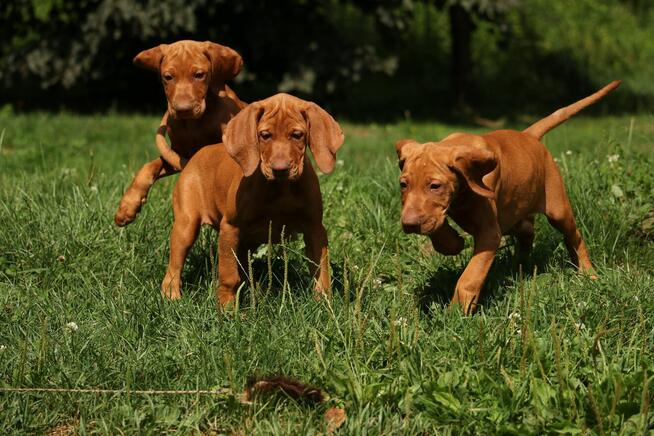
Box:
[544,171,593,272]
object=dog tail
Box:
[523,80,620,140]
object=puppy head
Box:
[222,93,344,181]
[396,134,496,235]
[134,40,242,120]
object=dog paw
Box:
[114,201,142,227]
[217,289,237,308]
[161,275,182,300]
[450,289,480,315]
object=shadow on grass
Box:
[413,236,563,314]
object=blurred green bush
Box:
[0,0,651,119]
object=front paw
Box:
[217,285,237,309]
[161,274,182,300]
[114,194,145,227]
[450,289,480,315]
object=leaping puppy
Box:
[396,81,620,314]
[114,40,246,227]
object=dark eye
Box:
[430,182,442,191]
[259,131,272,140]
[399,180,408,190]
[163,73,174,82]
[194,71,206,80]
[291,130,304,140]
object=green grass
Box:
[0,112,653,434]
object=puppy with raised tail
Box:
[161,93,344,308]
[396,81,620,314]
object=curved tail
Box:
[524,80,620,140]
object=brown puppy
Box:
[114,40,246,227]
[396,81,620,314]
[161,93,344,308]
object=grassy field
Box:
[0,112,653,434]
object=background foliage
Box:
[1,0,653,119]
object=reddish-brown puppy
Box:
[161,93,344,307]
[114,40,246,226]
[396,81,620,314]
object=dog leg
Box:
[161,215,200,300]
[217,220,241,308]
[451,227,501,315]
[430,220,465,255]
[304,224,331,300]
[115,158,176,226]
[544,171,593,272]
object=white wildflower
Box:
[394,317,408,328]
[565,150,573,156]
[553,157,560,163]
[607,154,620,163]
[336,160,344,166]
[634,295,639,302]
[577,301,587,310]
[508,311,521,321]
[575,322,586,330]
[516,329,522,336]
[90,185,99,194]
[373,277,383,287]
[65,322,79,332]
[0,345,6,352]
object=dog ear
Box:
[222,104,264,176]
[304,103,344,174]
[449,146,497,198]
[203,41,243,91]
[395,139,420,170]
[133,44,167,71]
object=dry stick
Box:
[155,112,185,171]
[0,386,233,397]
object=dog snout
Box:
[271,159,291,171]
[270,157,292,178]
[401,211,423,234]
[173,100,195,117]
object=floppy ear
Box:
[304,103,344,174]
[395,139,419,169]
[203,41,243,91]
[222,104,264,176]
[449,146,497,198]
[133,44,167,71]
